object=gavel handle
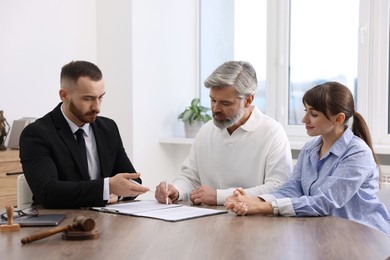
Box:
[21,224,72,244]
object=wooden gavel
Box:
[21,216,95,244]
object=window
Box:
[200,0,390,152]
[358,0,390,152]
[289,0,358,125]
[200,0,266,112]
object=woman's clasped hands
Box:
[225,188,272,216]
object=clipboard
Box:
[0,214,66,227]
[92,200,228,222]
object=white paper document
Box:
[92,200,228,222]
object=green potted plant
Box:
[178,98,212,138]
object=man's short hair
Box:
[60,60,102,86]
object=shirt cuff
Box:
[103,177,110,201]
[176,186,186,202]
[275,198,295,216]
[259,195,295,216]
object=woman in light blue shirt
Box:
[225,81,390,237]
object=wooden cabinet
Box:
[0,150,22,208]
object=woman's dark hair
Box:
[302,82,381,179]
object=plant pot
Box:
[184,121,204,138]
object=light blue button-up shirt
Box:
[261,128,390,237]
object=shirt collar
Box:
[60,104,91,136]
[239,105,261,132]
[310,127,354,158]
[330,127,354,157]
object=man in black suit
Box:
[19,60,149,209]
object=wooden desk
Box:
[0,150,22,208]
[1,205,390,260]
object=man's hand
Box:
[190,185,216,205]
[109,173,149,197]
[155,181,179,204]
[107,193,119,204]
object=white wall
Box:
[0,0,98,125]
[96,0,197,198]
[130,0,197,198]
[95,0,134,156]
[1,0,196,199]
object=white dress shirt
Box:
[61,105,110,200]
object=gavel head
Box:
[72,216,95,231]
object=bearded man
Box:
[155,61,292,206]
[19,61,149,208]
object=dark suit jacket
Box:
[19,103,140,209]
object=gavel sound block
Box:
[21,216,99,244]
[0,206,21,232]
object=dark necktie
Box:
[75,128,89,175]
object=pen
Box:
[165,181,169,205]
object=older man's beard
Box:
[212,103,245,129]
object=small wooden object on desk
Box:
[21,216,99,244]
[0,206,21,232]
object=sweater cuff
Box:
[176,186,187,202]
[216,188,235,205]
